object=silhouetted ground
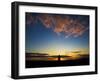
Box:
[25,56,89,68]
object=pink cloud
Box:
[38,14,53,28]
[26,14,88,38]
[26,14,35,25]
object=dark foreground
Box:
[26,57,89,68]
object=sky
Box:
[25,13,89,56]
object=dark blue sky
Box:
[25,13,89,56]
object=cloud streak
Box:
[26,13,89,38]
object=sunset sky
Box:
[25,13,89,57]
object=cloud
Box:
[38,14,53,28]
[71,51,82,54]
[53,16,71,35]
[26,14,89,38]
[26,14,37,25]
[53,16,88,38]
[26,14,33,25]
